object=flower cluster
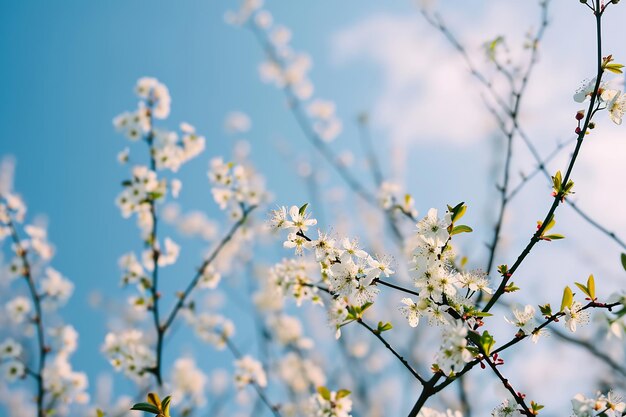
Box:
[234,355,267,389]
[571,391,625,417]
[277,352,325,394]
[433,322,473,376]
[574,75,626,125]
[0,338,23,382]
[0,182,88,414]
[189,313,235,350]
[266,314,313,349]
[101,329,156,381]
[170,358,207,408]
[271,205,395,308]
[42,353,89,409]
[115,165,163,220]
[400,208,491,328]
[208,157,266,219]
[491,398,521,417]
[504,305,543,342]
[226,0,345,142]
[265,258,320,306]
[307,99,343,143]
[114,78,206,247]
[377,181,418,218]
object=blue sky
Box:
[1,1,626,416]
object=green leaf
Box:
[377,321,393,333]
[543,234,565,241]
[298,203,309,216]
[560,286,574,312]
[130,403,161,414]
[453,204,467,223]
[161,396,172,416]
[605,63,624,74]
[336,389,351,400]
[470,311,494,318]
[96,410,106,417]
[531,401,545,412]
[317,386,331,401]
[450,225,473,236]
[587,274,596,300]
[621,253,626,272]
[147,393,161,411]
[552,171,562,191]
[467,330,482,346]
[574,282,589,298]
[539,304,552,316]
[479,331,496,355]
[360,302,373,313]
[468,330,496,355]
[504,282,520,293]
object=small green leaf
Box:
[621,253,626,272]
[161,396,172,416]
[587,274,595,300]
[552,171,562,191]
[317,386,331,401]
[560,286,574,312]
[479,331,496,355]
[450,225,473,236]
[471,311,494,318]
[467,330,482,346]
[605,63,624,74]
[531,401,545,412]
[147,392,160,406]
[377,321,393,333]
[96,410,106,417]
[130,403,161,414]
[504,282,520,293]
[574,282,590,299]
[336,389,351,400]
[539,304,552,316]
[543,234,565,241]
[298,203,309,216]
[360,302,373,313]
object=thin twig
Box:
[162,206,256,331]
[225,338,283,417]
[482,2,606,313]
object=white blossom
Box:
[234,355,267,388]
[0,338,22,359]
[563,301,590,333]
[40,268,74,308]
[171,358,207,407]
[6,296,31,324]
[1,360,25,382]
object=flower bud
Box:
[575,111,585,121]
